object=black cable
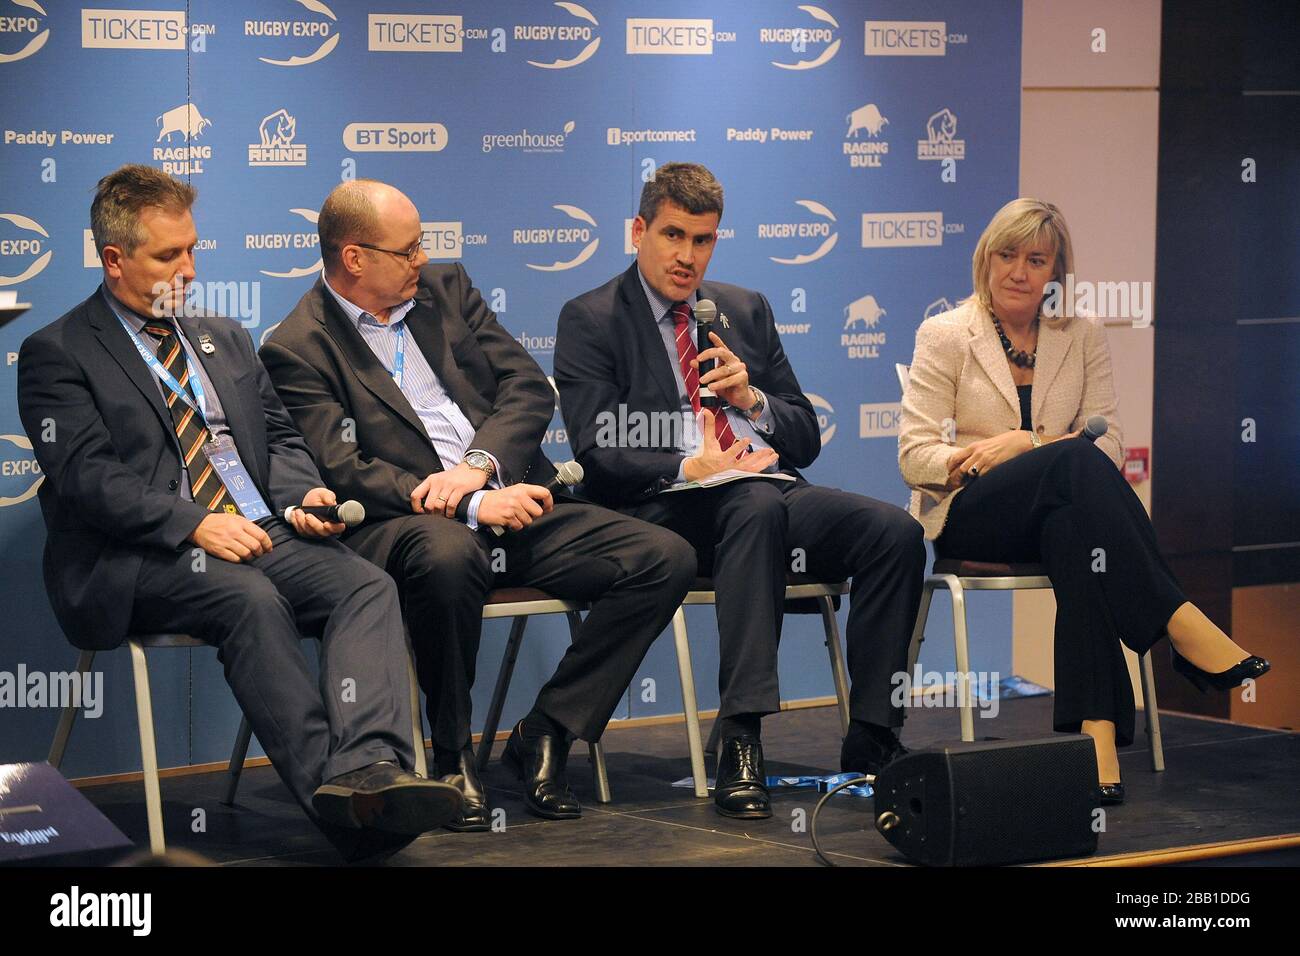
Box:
[809,774,872,867]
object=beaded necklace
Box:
[991,313,1038,369]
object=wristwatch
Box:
[1029,430,1042,449]
[739,386,765,420]
[462,451,496,480]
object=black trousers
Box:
[129,519,417,817]
[629,477,926,729]
[936,438,1187,746]
[361,503,695,751]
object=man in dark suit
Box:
[17,165,462,862]
[260,179,694,828]
[554,163,926,819]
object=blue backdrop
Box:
[0,0,1021,777]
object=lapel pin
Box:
[720,313,730,329]
[198,333,216,354]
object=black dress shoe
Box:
[435,746,491,832]
[714,735,771,820]
[1171,648,1271,692]
[501,721,581,820]
[840,727,909,776]
[1097,782,1126,806]
[312,761,463,834]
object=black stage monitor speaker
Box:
[873,736,1100,866]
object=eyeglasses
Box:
[354,240,423,263]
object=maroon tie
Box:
[671,302,737,452]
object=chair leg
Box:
[223,716,253,807]
[1139,650,1165,773]
[128,640,166,854]
[906,580,938,677]
[476,615,528,773]
[671,608,708,798]
[406,652,427,778]
[819,595,851,735]
[939,575,976,743]
[588,741,611,804]
[48,649,95,768]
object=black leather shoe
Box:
[840,727,909,776]
[1098,782,1126,806]
[714,735,771,819]
[436,747,491,832]
[1171,648,1271,692]
[312,761,463,835]
[500,721,581,820]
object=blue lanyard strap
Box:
[115,314,209,425]
[391,320,405,389]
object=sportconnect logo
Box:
[516,1,600,69]
[0,0,49,63]
[759,200,837,265]
[514,204,598,272]
[762,4,839,70]
[607,126,696,146]
[0,212,51,285]
[247,0,339,66]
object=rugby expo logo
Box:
[762,4,839,70]
[760,200,837,265]
[152,102,213,175]
[0,212,51,285]
[805,393,836,445]
[844,102,889,170]
[0,433,43,508]
[841,293,886,359]
[516,1,600,69]
[626,17,734,55]
[917,107,966,161]
[248,108,306,167]
[249,208,321,279]
[482,120,575,154]
[515,204,598,272]
[861,211,964,248]
[247,0,339,66]
[343,121,448,153]
[368,11,461,52]
[0,0,49,63]
[421,220,487,260]
[864,20,967,56]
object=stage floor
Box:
[74,696,1300,866]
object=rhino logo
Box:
[844,294,886,330]
[259,109,296,147]
[846,103,888,138]
[156,103,212,143]
[925,107,958,143]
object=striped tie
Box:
[670,302,737,452]
[141,321,230,513]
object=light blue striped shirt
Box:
[635,269,776,482]
[323,277,499,528]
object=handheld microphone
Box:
[693,299,722,410]
[1083,416,1109,442]
[461,460,586,537]
[284,500,366,526]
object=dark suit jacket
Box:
[16,287,323,650]
[259,263,557,564]
[554,263,821,507]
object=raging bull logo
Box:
[843,103,889,170]
[153,103,213,175]
[841,294,886,359]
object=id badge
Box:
[203,435,271,520]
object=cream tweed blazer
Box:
[898,300,1124,540]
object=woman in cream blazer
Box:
[899,199,1269,804]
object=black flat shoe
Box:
[840,726,909,776]
[714,735,771,820]
[1171,648,1271,692]
[436,746,492,832]
[1097,782,1125,806]
[312,761,463,834]
[501,721,581,820]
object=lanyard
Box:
[391,320,406,389]
[115,314,209,425]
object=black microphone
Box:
[283,500,366,526]
[1083,416,1108,442]
[456,460,585,536]
[694,298,722,410]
